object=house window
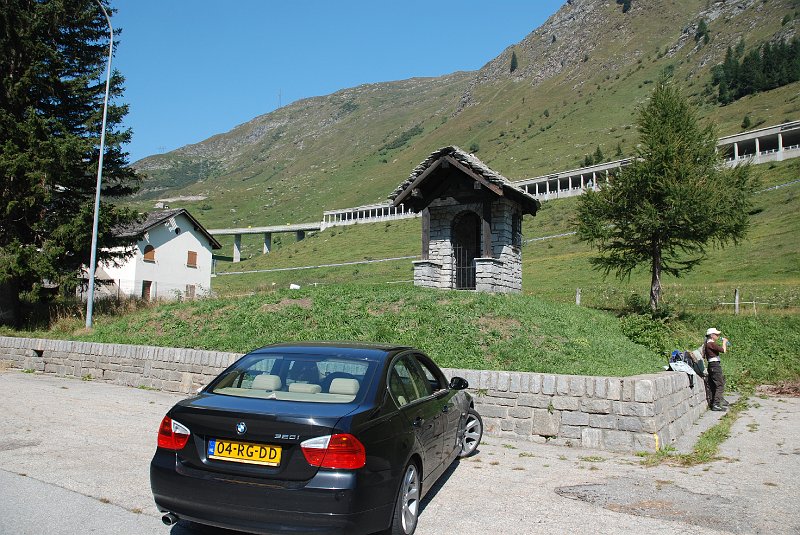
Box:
[185,284,196,299]
[143,245,155,263]
[187,250,198,268]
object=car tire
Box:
[458,408,483,458]
[387,461,421,535]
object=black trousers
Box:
[707,361,725,407]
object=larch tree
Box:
[575,81,756,312]
[0,0,140,326]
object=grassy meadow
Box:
[210,158,800,312]
[12,284,799,392]
[5,160,798,391]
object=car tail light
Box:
[300,433,366,469]
[157,416,191,450]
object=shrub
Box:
[619,313,672,354]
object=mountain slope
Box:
[131,0,798,229]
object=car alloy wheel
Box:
[389,462,420,535]
[458,408,483,458]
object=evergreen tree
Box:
[510,51,518,73]
[737,48,764,98]
[695,19,709,43]
[593,145,604,164]
[0,0,140,325]
[575,82,756,312]
[711,38,800,104]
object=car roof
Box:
[249,341,414,361]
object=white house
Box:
[95,209,221,301]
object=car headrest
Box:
[252,374,281,391]
[329,378,359,396]
[288,383,322,394]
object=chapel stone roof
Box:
[389,146,540,215]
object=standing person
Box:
[705,327,729,411]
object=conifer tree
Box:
[510,51,518,73]
[0,0,140,325]
[575,82,756,312]
[695,19,709,44]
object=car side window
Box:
[414,354,447,392]
[407,358,434,399]
[388,356,433,407]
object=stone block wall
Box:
[0,336,706,452]
[447,368,708,452]
[487,199,522,293]
[0,336,237,394]
[412,260,443,289]
[419,198,522,293]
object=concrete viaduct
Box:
[208,223,321,263]
[210,121,800,261]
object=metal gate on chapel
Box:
[452,212,480,290]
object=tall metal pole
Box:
[86,1,113,328]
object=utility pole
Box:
[86,0,113,328]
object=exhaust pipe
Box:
[162,513,179,526]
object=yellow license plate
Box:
[207,438,282,466]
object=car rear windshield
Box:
[209,353,376,404]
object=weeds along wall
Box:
[0,336,707,453]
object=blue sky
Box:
[113,1,564,163]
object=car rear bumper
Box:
[150,451,393,535]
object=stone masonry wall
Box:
[448,367,708,452]
[420,198,522,292]
[0,336,706,452]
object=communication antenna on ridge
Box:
[278,89,282,108]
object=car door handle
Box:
[412,416,424,428]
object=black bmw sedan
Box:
[150,342,483,535]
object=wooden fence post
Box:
[734,288,740,315]
[576,288,581,306]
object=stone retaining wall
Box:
[0,336,707,452]
[448,367,708,452]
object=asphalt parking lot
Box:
[0,371,798,535]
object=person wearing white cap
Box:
[704,327,729,411]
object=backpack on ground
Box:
[689,345,707,376]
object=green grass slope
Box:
[15,284,799,389]
[209,159,800,312]
[4,163,797,387]
[522,159,800,309]
[67,285,665,377]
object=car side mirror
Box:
[449,376,469,390]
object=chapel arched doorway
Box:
[451,211,481,290]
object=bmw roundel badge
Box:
[236,421,247,435]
